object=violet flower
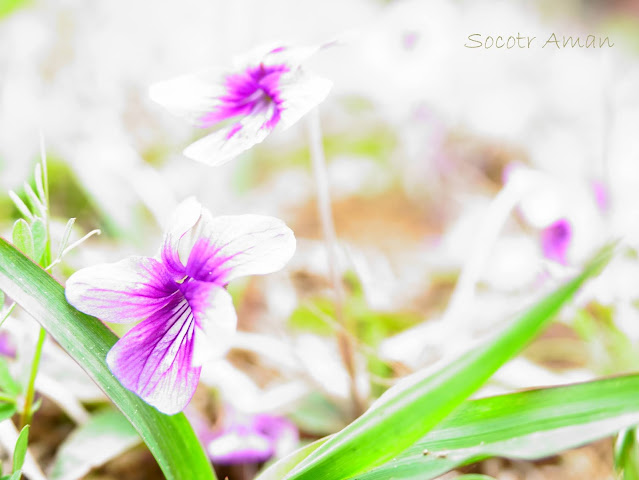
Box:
[541,218,571,265]
[0,331,16,359]
[149,44,332,166]
[65,198,295,414]
[205,413,298,465]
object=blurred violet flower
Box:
[65,198,296,414]
[149,44,332,166]
[195,410,298,465]
[541,218,571,265]
[591,179,609,212]
[0,332,16,359]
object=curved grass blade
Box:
[0,403,16,422]
[257,438,329,480]
[285,245,615,480]
[360,374,639,479]
[616,428,639,480]
[0,238,217,480]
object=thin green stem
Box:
[20,139,51,428]
[20,326,46,428]
[0,303,16,329]
[307,109,364,418]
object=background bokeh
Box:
[1,0,639,478]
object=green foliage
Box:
[29,219,46,264]
[289,273,421,396]
[616,428,639,480]
[456,476,496,480]
[11,220,34,260]
[257,438,327,480]
[12,425,29,476]
[0,0,30,18]
[262,373,639,480]
[0,357,21,400]
[0,402,16,422]
[361,374,639,479]
[288,393,347,436]
[0,238,217,480]
[574,303,639,374]
[275,245,614,480]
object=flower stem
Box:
[20,138,50,428]
[20,327,46,428]
[307,109,364,418]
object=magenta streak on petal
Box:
[541,219,571,265]
[199,63,290,131]
[185,238,236,285]
[161,236,188,280]
[179,279,218,330]
[226,123,243,139]
[68,257,180,323]
[107,293,201,412]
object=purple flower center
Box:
[184,239,234,285]
[541,218,571,265]
[200,63,290,136]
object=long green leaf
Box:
[616,428,639,480]
[12,425,29,474]
[257,438,329,480]
[0,238,216,480]
[11,220,34,260]
[359,374,639,479]
[285,245,614,480]
[0,402,16,422]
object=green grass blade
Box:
[456,476,496,480]
[12,425,29,474]
[257,438,329,480]
[11,220,34,260]
[0,238,216,480]
[616,428,639,480]
[0,402,16,421]
[360,374,639,479]
[285,245,614,480]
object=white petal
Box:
[182,111,272,166]
[149,69,226,125]
[65,257,176,323]
[278,70,332,130]
[234,44,323,70]
[190,285,238,366]
[189,212,296,282]
[160,196,202,274]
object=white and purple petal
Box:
[182,110,274,166]
[148,69,227,126]
[160,196,202,278]
[106,294,200,415]
[206,413,299,465]
[277,69,332,130]
[181,280,237,366]
[185,212,296,283]
[65,257,178,323]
